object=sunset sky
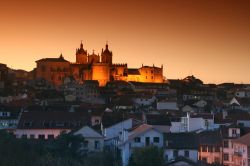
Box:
[0,0,249,84]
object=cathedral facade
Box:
[35,42,164,87]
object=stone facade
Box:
[35,42,165,87]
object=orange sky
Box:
[0,0,249,84]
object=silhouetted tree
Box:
[128,146,164,166]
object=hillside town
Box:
[1,43,250,166]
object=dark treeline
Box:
[0,130,121,166]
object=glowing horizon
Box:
[0,0,250,84]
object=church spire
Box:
[80,40,83,49]
[105,41,109,50]
[59,53,64,59]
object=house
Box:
[221,124,242,166]
[164,157,202,166]
[0,63,8,92]
[229,97,242,110]
[74,126,104,153]
[129,82,169,93]
[232,133,250,166]
[198,130,223,165]
[133,92,156,107]
[113,95,134,110]
[119,124,166,166]
[100,112,142,148]
[145,113,172,133]
[157,99,179,111]
[103,118,141,149]
[182,105,195,113]
[14,110,90,139]
[60,79,104,104]
[0,105,22,129]
[193,100,207,108]
[164,133,199,162]
[170,113,215,133]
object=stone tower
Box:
[101,43,113,65]
[76,41,88,64]
[88,50,100,64]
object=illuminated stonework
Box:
[35,42,165,86]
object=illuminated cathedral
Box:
[35,42,164,86]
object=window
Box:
[153,137,159,143]
[41,65,46,72]
[173,150,179,158]
[30,134,35,139]
[134,137,141,143]
[165,154,168,161]
[202,157,207,163]
[55,122,64,127]
[224,140,229,148]
[48,135,54,140]
[43,122,50,127]
[208,146,213,152]
[202,145,207,152]
[95,141,100,149]
[224,153,229,161]
[83,140,88,148]
[238,123,244,127]
[38,135,45,140]
[214,157,220,163]
[232,129,238,137]
[215,146,220,152]
[2,112,8,117]
[21,134,27,139]
[145,137,150,146]
[184,150,189,158]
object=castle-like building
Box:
[35,42,164,86]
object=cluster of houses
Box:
[1,65,250,166]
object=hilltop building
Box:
[35,42,164,86]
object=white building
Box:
[119,124,165,166]
[74,126,104,153]
[170,113,215,133]
[134,95,156,107]
[14,110,90,139]
[0,106,21,129]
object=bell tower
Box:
[101,42,113,65]
[76,41,88,64]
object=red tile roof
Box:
[233,133,250,146]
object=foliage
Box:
[128,146,164,166]
[0,130,121,166]
[46,131,85,158]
